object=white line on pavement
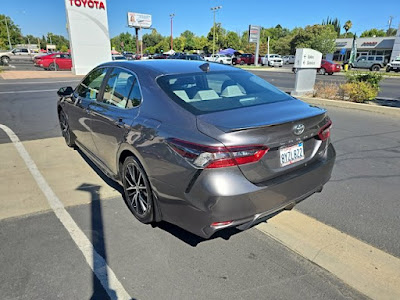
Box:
[0,124,131,300]
[0,80,80,85]
[0,89,58,94]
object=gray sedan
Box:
[57,60,335,238]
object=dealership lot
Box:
[1,77,399,299]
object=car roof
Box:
[100,60,236,76]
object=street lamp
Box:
[210,6,222,56]
[169,13,175,51]
[2,16,13,50]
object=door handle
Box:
[114,118,125,127]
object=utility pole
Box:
[210,6,222,56]
[388,16,394,34]
[170,14,175,51]
[4,16,12,50]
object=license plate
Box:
[280,143,304,167]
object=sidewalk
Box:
[0,71,83,80]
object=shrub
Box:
[345,71,383,90]
[340,82,378,103]
[313,81,340,99]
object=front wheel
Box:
[59,110,75,147]
[386,66,391,73]
[318,68,326,75]
[122,156,154,224]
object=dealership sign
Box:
[248,25,261,43]
[65,0,111,75]
[68,0,106,9]
[127,12,152,29]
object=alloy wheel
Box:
[124,162,150,217]
[59,111,73,146]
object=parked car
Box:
[283,55,295,64]
[152,53,168,59]
[123,52,135,60]
[386,56,400,73]
[204,54,232,64]
[168,53,204,61]
[233,53,261,65]
[0,47,35,65]
[112,54,126,61]
[34,53,72,71]
[261,54,283,67]
[350,55,385,71]
[292,59,341,75]
[56,60,335,238]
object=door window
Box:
[75,68,107,100]
[101,68,141,109]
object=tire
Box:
[328,72,333,75]
[48,63,59,71]
[293,68,297,74]
[386,66,391,73]
[371,65,380,72]
[318,68,326,75]
[1,56,10,66]
[240,61,245,65]
[59,110,75,147]
[219,60,223,64]
[122,156,154,224]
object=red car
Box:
[233,53,261,65]
[34,53,72,71]
[319,59,341,75]
[293,59,341,75]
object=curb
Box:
[298,96,400,118]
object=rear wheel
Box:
[1,56,10,66]
[240,61,245,65]
[371,65,380,72]
[48,63,59,71]
[318,68,326,75]
[122,156,154,224]
[59,110,75,147]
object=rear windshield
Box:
[157,71,292,115]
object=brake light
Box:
[317,120,332,141]
[167,139,269,169]
[211,221,233,227]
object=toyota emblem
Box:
[293,124,305,135]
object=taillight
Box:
[167,138,269,169]
[317,120,332,141]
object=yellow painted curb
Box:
[256,210,400,300]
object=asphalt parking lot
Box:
[1,76,399,299]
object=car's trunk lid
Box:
[196,99,329,183]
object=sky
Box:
[3,0,399,39]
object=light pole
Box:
[3,16,12,50]
[210,6,222,56]
[169,13,175,51]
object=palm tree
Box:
[343,20,352,38]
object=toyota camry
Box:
[57,60,335,238]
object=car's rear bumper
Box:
[159,143,336,238]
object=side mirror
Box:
[57,86,74,97]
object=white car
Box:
[283,55,295,64]
[261,54,283,67]
[204,54,232,65]
[386,56,400,73]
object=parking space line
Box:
[0,124,131,300]
[0,89,58,94]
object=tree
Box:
[0,14,23,50]
[343,20,352,37]
[360,28,386,37]
[207,23,226,52]
[142,29,162,48]
[387,28,397,36]
[180,30,196,50]
[110,32,135,52]
[225,31,240,50]
[46,32,69,50]
[322,17,341,37]
[290,25,336,55]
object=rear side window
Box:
[101,68,141,109]
[157,71,292,115]
[75,68,107,100]
[375,57,383,61]
[368,57,374,61]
